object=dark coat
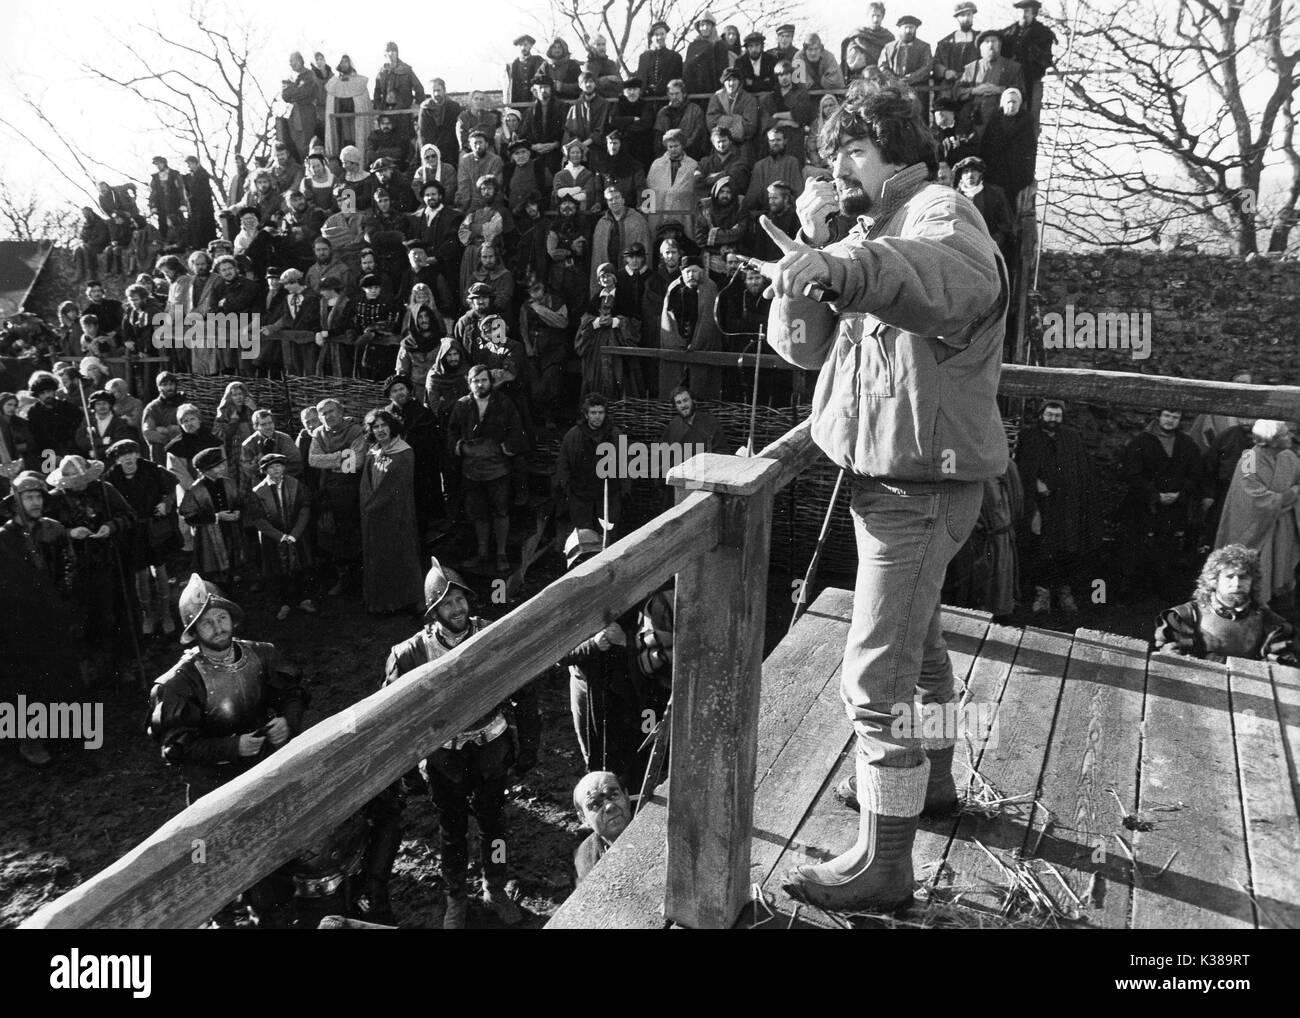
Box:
[250,471,312,575]
[738,51,779,94]
[521,98,569,174]
[106,458,175,567]
[75,413,142,461]
[405,206,463,269]
[608,98,655,169]
[684,37,733,96]
[1120,425,1208,523]
[980,109,1036,205]
[373,60,426,110]
[149,170,187,218]
[506,55,547,104]
[418,97,464,160]
[359,440,423,611]
[28,398,82,460]
[556,418,628,501]
[636,48,685,96]
[969,184,1015,255]
[1015,425,1102,558]
[446,393,525,481]
[0,516,80,705]
[1001,19,1057,83]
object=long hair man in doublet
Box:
[761,79,1009,913]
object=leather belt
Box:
[443,713,508,751]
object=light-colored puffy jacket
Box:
[767,163,1009,483]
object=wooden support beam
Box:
[664,454,781,928]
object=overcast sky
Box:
[0,0,1054,207]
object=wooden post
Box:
[664,453,780,928]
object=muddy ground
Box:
[0,527,1181,930]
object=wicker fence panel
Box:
[173,375,292,424]
[172,374,1017,582]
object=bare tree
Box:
[543,0,804,76]
[0,94,145,210]
[1047,0,1300,256]
[81,0,274,202]
[0,180,79,244]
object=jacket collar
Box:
[850,163,931,239]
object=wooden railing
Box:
[20,361,1300,929]
[609,346,1300,422]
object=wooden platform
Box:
[548,588,1300,929]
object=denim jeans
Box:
[842,476,984,767]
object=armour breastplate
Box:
[195,642,266,736]
[1198,607,1265,659]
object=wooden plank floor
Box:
[550,588,1300,929]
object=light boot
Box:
[1056,586,1079,613]
[835,744,958,818]
[783,753,927,913]
[1031,586,1051,613]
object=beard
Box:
[837,176,873,217]
[199,631,233,653]
[1041,421,1061,433]
[438,611,469,634]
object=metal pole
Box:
[788,467,846,632]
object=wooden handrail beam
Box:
[1000,365,1300,420]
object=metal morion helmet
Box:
[178,573,244,644]
[423,557,473,620]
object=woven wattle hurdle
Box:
[172,374,1020,581]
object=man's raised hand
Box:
[795,177,837,246]
[755,215,832,302]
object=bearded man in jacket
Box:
[762,79,1008,913]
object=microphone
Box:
[812,174,838,226]
[802,281,839,304]
[805,176,840,301]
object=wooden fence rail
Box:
[608,346,1300,422]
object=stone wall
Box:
[1034,250,1300,385]
[1020,250,1300,570]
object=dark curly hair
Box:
[818,77,937,177]
[363,406,404,441]
[1194,544,1264,609]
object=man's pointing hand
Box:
[754,215,832,301]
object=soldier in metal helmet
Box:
[383,557,540,928]
[148,573,308,925]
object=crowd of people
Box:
[37,2,1047,401]
[4,4,1296,928]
